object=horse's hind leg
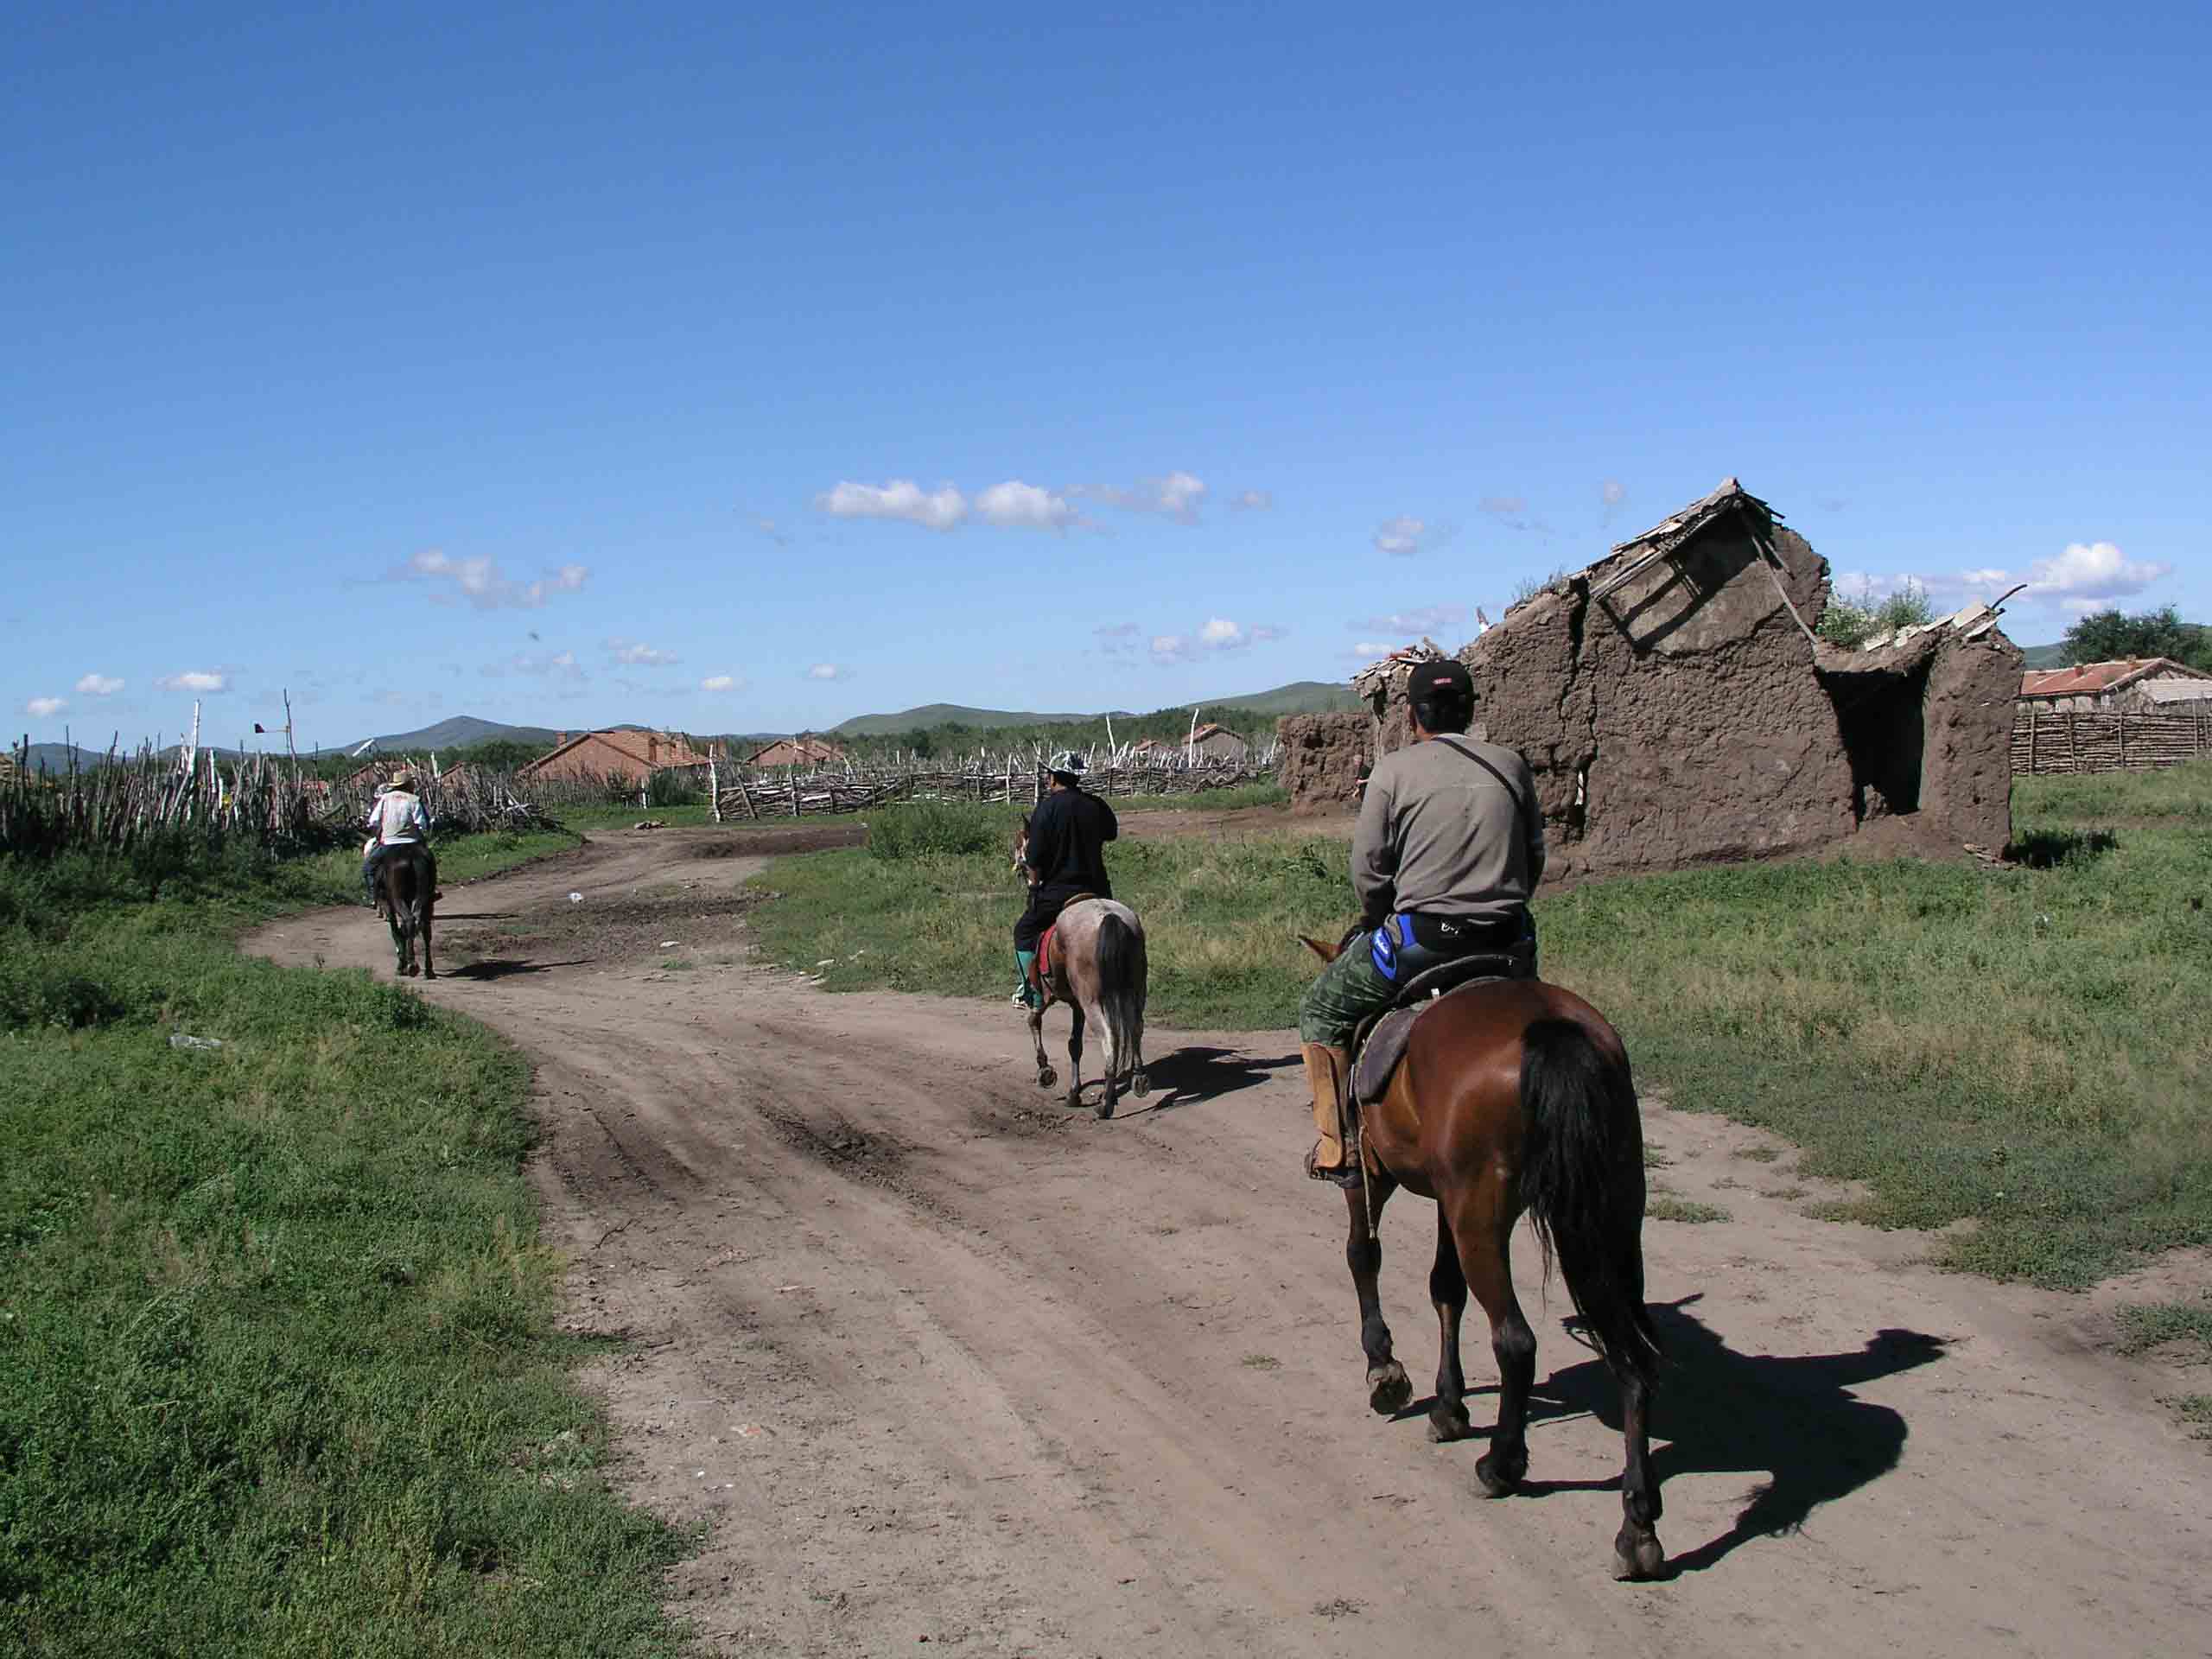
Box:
[1427,1208,1473,1443]
[1346,1181,1410,1414]
[1608,1230,1664,1581]
[1065,1005,1084,1111]
[1093,1000,1120,1119]
[1451,1182,1536,1497]
[418,898,435,980]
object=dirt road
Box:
[248,828,2209,1658]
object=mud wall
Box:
[1275,712,1374,814]
[1289,508,2017,879]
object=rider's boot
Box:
[1012,949,1040,1010]
[1301,1042,1362,1188]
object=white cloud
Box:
[2025,541,2171,606]
[481,651,585,683]
[25,696,66,718]
[1842,540,2172,617]
[807,663,848,681]
[1351,640,1393,658]
[1199,617,1247,650]
[1096,622,1141,658]
[1250,623,1288,642]
[398,550,589,609]
[701,674,741,693]
[1150,634,1198,665]
[815,480,969,531]
[1601,479,1626,508]
[1231,489,1274,512]
[976,480,1078,530]
[1094,471,1207,524]
[753,516,791,548]
[1374,516,1431,556]
[1355,604,1465,634]
[75,673,124,696]
[607,638,681,666]
[158,671,230,693]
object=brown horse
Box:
[1299,933,1664,1580]
[376,848,436,979]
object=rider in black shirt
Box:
[1013,751,1118,1008]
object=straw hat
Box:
[387,767,416,791]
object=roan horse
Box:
[1298,932,1664,1580]
[375,848,437,980]
[1013,830,1151,1117]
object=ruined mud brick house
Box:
[519,728,724,787]
[2018,657,2212,713]
[1279,480,2021,881]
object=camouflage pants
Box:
[1298,932,1396,1046]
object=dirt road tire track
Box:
[248,829,2211,1657]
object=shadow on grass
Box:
[2006,828,2119,868]
[1395,1296,1948,1577]
[1125,1044,1301,1112]
[449,957,592,981]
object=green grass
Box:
[1646,1194,1732,1224]
[1113,781,1288,813]
[2115,1296,2212,1359]
[747,762,2212,1291]
[1,831,689,1657]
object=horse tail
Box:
[1518,1017,1661,1386]
[1094,910,1146,1081]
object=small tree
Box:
[2061,604,2211,669]
[1817,580,1936,648]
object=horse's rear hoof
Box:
[1610,1529,1665,1581]
[1035,1066,1057,1090]
[1130,1071,1151,1098]
[1475,1449,1526,1497]
[420,969,436,981]
[1366,1362,1412,1415]
[1094,1093,1116,1121]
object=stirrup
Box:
[1305,1143,1364,1190]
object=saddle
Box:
[1035,893,1099,985]
[1349,946,1536,1105]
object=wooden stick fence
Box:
[2012,708,2212,776]
[711,748,1281,822]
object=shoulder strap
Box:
[1432,736,1536,845]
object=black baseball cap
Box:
[1408,658,1475,704]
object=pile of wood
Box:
[2012,708,2212,775]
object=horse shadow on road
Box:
[448,957,591,982]
[1412,1294,1948,1576]
[1122,1046,1301,1113]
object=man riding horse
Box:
[1299,658,1545,1186]
[1012,750,1118,1011]
[361,768,440,912]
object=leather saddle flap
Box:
[1351,950,1533,1105]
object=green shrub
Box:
[866,802,1025,861]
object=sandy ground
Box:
[247,824,2210,1658]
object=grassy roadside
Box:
[745,766,2212,1291]
[2,829,691,1656]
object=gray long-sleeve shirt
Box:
[1352,735,1546,925]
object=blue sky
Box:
[6,3,2207,748]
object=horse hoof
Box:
[1475,1450,1526,1498]
[1427,1407,1473,1443]
[420,969,436,981]
[1366,1363,1412,1415]
[1610,1530,1665,1581]
[1036,1067,1057,1090]
[1130,1071,1151,1098]
[1094,1093,1116,1121]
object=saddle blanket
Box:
[1351,976,1509,1105]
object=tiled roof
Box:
[2018,658,2212,698]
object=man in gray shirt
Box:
[1298,658,1545,1187]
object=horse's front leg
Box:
[1347,1180,1409,1414]
[1029,1006,1055,1090]
[419,901,435,980]
[1065,1004,1084,1111]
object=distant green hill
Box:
[832,680,1357,736]
[832,703,1116,736]
[2018,642,2067,669]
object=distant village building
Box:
[520,728,724,786]
[1188,722,1250,762]
[2017,658,2212,713]
[747,736,846,769]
